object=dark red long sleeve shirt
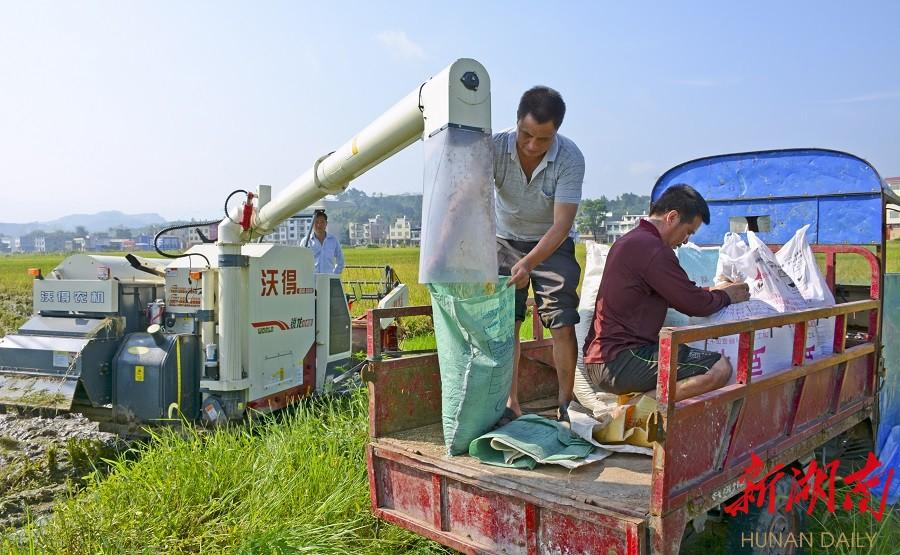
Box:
[583,219,731,364]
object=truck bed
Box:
[366,298,880,554]
[376,406,652,519]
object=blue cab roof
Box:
[652,149,888,245]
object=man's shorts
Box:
[496,237,581,329]
[584,344,723,394]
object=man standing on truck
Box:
[494,86,585,423]
[582,184,750,401]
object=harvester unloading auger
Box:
[0,59,493,431]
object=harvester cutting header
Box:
[0,59,493,430]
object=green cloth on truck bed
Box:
[469,414,595,469]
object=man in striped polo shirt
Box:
[494,86,585,423]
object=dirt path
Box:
[0,408,124,530]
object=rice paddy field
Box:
[0,242,899,554]
[2,242,898,337]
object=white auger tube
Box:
[212,59,491,412]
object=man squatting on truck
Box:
[583,185,751,401]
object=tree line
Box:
[576,193,651,241]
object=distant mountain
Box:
[0,211,167,236]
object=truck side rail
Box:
[652,299,879,516]
[364,301,555,438]
[811,245,881,298]
[365,299,548,360]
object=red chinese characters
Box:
[724,451,894,522]
[282,269,298,295]
[261,269,279,296]
[260,269,315,297]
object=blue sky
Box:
[1,1,898,222]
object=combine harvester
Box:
[0,58,491,432]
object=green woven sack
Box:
[428,278,515,455]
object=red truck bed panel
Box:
[376,419,652,518]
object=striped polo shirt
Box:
[493,128,585,241]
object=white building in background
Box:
[368,215,389,245]
[188,223,218,246]
[349,214,389,246]
[262,197,350,246]
[13,236,35,253]
[348,222,366,246]
[34,235,68,253]
[602,214,645,244]
[389,216,415,246]
[264,214,314,246]
[887,177,900,240]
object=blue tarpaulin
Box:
[652,149,887,246]
[873,274,900,503]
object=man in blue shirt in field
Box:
[300,210,345,274]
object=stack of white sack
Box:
[664,243,720,327]
[688,226,837,383]
[573,242,611,415]
[775,225,836,358]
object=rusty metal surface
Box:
[662,402,734,491]
[728,381,798,459]
[366,328,556,438]
[538,511,641,555]
[367,353,442,437]
[368,443,644,555]
[651,292,880,521]
[813,245,881,298]
[516,348,559,404]
[838,355,872,406]
[663,406,871,515]
[661,300,877,347]
[648,510,688,555]
[377,419,652,517]
[790,366,838,430]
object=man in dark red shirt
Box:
[583,184,750,401]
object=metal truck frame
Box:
[364,149,894,554]
[365,288,879,554]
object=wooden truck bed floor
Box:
[374,397,653,519]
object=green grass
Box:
[3,392,447,555]
[806,489,900,555]
[1,242,899,554]
[343,247,430,315]
[681,495,900,555]
[0,253,64,337]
